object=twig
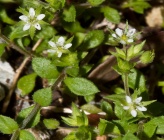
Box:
[2,57,31,113]
[2,39,43,113]
[0,34,31,57]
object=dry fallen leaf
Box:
[145,6,164,27]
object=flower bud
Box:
[140,50,155,64]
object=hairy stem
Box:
[123,45,130,96]
[10,67,66,140]
[10,103,41,140]
[124,73,130,96]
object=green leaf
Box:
[63,21,85,33]
[43,119,60,129]
[63,5,76,22]
[9,25,29,40]
[36,25,57,39]
[0,115,18,134]
[19,130,36,140]
[143,122,157,138]
[117,58,134,72]
[0,43,6,57]
[98,119,120,135]
[64,77,99,96]
[101,6,120,24]
[33,88,52,107]
[0,0,16,2]
[62,103,88,127]
[32,57,59,79]
[113,120,138,134]
[87,0,105,6]
[66,66,79,77]
[81,104,102,114]
[75,126,92,140]
[124,69,146,92]
[52,52,78,67]
[80,30,104,50]
[46,0,65,10]
[129,1,151,14]
[101,101,113,117]
[146,116,164,134]
[84,94,95,103]
[122,132,139,140]
[16,105,40,128]
[0,6,15,24]
[17,73,37,96]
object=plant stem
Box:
[20,103,41,129]
[123,45,130,96]
[10,68,66,140]
[10,129,20,140]
[0,33,31,56]
[10,103,41,140]
[124,73,130,96]
[51,68,66,90]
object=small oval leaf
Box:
[32,57,59,79]
[64,77,99,96]
[33,88,52,107]
[19,130,36,140]
[17,73,37,96]
[0,115,18,134]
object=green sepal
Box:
[127,41,145,60]
[140,50,155,64]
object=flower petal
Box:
[131,109,137,117]
[57,51,62,57]
[29,8,35,18]
[112,33,117,38]
[19,15,28,22]
[134,97,142,104]
[34,23,41,30]
[57,37,65,46]
[63,43,72,49]
[120,40,126,45]
[47,49,56,53]
[127,29,136,37]
[123,106,130,110]
[115,28,123,37]
[125,96,132,103]
[127,39,133,43]
[48,41,57,48]
[136,106,147,111]
[23,23,31,31]
[37,14,45,20]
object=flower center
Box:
[121,34,127,42]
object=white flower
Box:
[123,95,147,117]
[112,27,136,45]
[19,8,45,31]
[47,37,72,57]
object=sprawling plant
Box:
[0,0,163,140]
